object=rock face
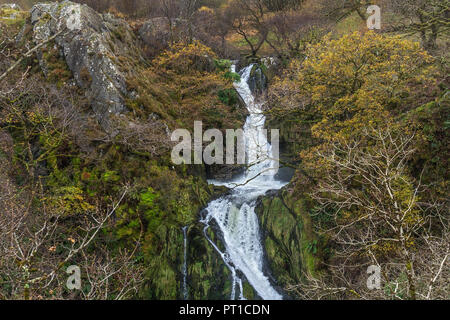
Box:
[248,64,267,97]
[256,189,318,298]
[30,1,134,127]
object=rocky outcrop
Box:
[0,3,27,23]
[238,57,280,98]
[256,189,318,297]
[30,1,135,127]
[248,64,267,97]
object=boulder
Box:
[30,1,134,127]
[248,64,267,97]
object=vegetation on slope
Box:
[267,30,448,300]
[0,0,448,300]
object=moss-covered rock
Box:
[248,64,267,97]
[256,188,318,298]
[139,180,235,300]
[185,221,233,299]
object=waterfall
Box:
[182,225,188,300]
[201,64,288,300]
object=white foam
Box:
[202,65,287,300]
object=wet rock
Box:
[205,164,245,181]
[248,64,267,97]
[30,1,134,128]
[256,188,318,298]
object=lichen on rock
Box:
[30,1,136,128]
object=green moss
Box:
[186,223,233,299]
[242,280,255,299]
[1,34,249,299]
[0,8,29,27]
[256,189,319,297]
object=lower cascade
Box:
[201,64,288,300]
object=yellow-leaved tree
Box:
[272,31,436,143]
[270,31,448,300]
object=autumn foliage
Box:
[270,31,448,299]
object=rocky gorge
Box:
[0,1,315,300]
[2,0,447,301]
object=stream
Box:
[200,64,288,300]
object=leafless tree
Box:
[225,0,268,57]
[0,159,146,300]
[92,115,171,158]
[323,0,372,22]
[0,43,146,300]
[159,0,181,45]
[264,11,328,60]
[180,0,199,43]
[294,127,449,299]
[0,106,145,299]
[389,0,449,51]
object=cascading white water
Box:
[201,64,288,300]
